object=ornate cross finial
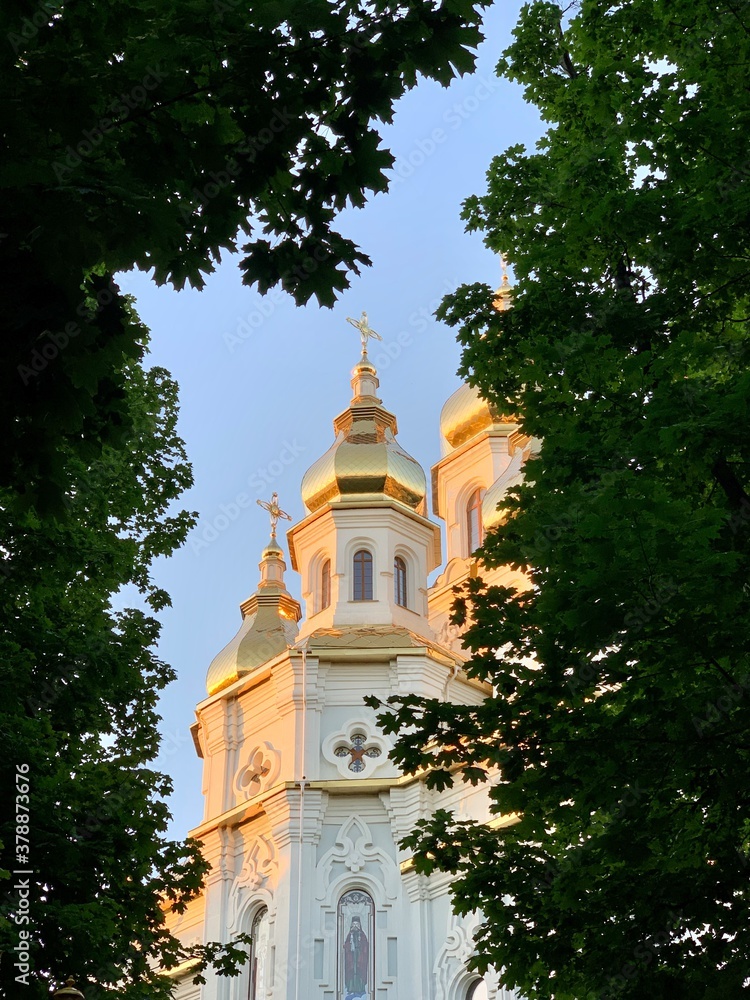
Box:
[346,310,383,356]
[499,252,510,286]
[256,492,292,537]
[493,252,513,313]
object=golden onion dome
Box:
[492,261,513,313]
[439,382,503,455]
[300,354,427,515]
[440,260,515,455]
[206,534,301,696]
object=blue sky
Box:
[121,1,542,841]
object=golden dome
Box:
[300,356,427,515]
[439,383,503,454]
[492,259,513,312]
[439,261,514,455]
[206,535,301,696]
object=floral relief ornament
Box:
[322,719,391,778]
[235,741,280,799]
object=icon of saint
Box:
[343,914,369,1000]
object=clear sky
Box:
[121,1,543,842]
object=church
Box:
[165,288,532,1000]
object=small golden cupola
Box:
[206,495,301,696]
[440,255,515,457]
[300,312,427,515]
[438,383,502,456]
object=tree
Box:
[0,0,487,513]
[0,309,250,998]
[375,3,750,998]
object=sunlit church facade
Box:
[165,285,533,1000]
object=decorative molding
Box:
[322,717,391,779]
[436,617,465,654]
[264,786,327,849]
[204,825,233,886]
[237,833,277,893]
[225,698,242,752]
[434,913,506,1000]
[435,914,477,1000]
[234,741,281,800]
[226,833,278,939]
[315,815,399,902]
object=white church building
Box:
[165,298,531,1000]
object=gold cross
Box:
[256,492,292,537]
[346,310,383,356]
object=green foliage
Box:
[0,332,253,997]
[0,0,487,512]
[377,2,750,997]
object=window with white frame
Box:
[320,558,331,610]
[248,907,270,1000]
[466,487,485,556]
[352,549,373,601]
[467,979,489,1000]
[394,555,407,608]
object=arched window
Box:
[466,488,485,556]
[394,556,407,608]
[249,907,270,1000]
[320,558,331,611]
[338,890,375,999]
[467,980,489,1000]
[352,549,373,601]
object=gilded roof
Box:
[298,624,461,664]
[439,383,499,454]
[205,539,301,696]
[300,360,427,515]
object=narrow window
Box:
[394,556,407,608]
[249,907,270,1000]
[338,889,375,1000]
[353,550,373,601]
[467,981,489,1000]
[321,558,331,611]
[466,488,485,556]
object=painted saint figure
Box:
[343,915,369,1000]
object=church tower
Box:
[428,274,536,656]
[165,317,525,1000]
